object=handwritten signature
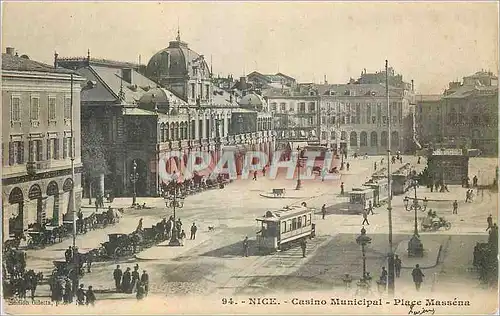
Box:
[408,304,436,315]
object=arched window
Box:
[360,131,368,146]
[47,181,59,196]
[370,131,378,147]
[381,131,388,147]
[28,184,42,200]
[341,131,347,141]
[9,187,24,204]
[63,178,74,192]
[350,131,358,146]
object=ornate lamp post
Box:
[130,160,139,206]
[164,173,185,246]
[404,178,428,257]
[356,226,372,281]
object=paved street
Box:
[6,156,498,314]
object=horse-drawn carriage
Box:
[95,233,138,261]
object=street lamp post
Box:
[404,179,428,257]
[165,173,184,246]
[296,146,303,190]
[356,226,372,282]
[130,160,139,206]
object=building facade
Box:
[2,48,84,241]
[416,71,498,156]
[57,36,275,198]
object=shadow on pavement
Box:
[199,239,273,258]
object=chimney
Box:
[324,75,328,85]
[122,68,132,83]
[411,79,414,92]
[5,47,15,56]
[54,51,59,69]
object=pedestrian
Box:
[190,223,197,240]
[321,204,326,220]
[262,166,266,177]
[136,218,143,232]
[362,210,369,225]
[486,214,493,231]
[253,170,258,181]
[141,270,149,296]
[76,284,86,305]
[113,265,122,292]
[131,266,140,293]
[86,285,96,306]
[368,200,374,215]
[411,264,425,291]
[321,169,326,182]
[65,246,73,263]
[136,281,145,300]
[473,175,478,187]
[243,236,249,257]
[417,156,421,164]
[95,199,99,212]
[346,162,350,171]
[340,182,345,195]
[394,255,402,278]
[63,278,72,304]
[452,200,458,214]
[300,238,307,258]
[180,229,186,240]
[122,267,131,294]
[380,267,388,285]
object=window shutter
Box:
[9,142,14,165]
[37,140,43,161]
[47,139,51,160]
[54,139,59,160]
[19,142,24,164]
[63,138,68,159]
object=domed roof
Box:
[146,36,210,81]
[138,87,187,113]
[239,93,266,111]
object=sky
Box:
[2,1,499,94]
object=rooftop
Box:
[2,53,76,74]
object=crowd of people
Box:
[113,264,149,300]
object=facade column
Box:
[98,173,105,197]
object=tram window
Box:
[303,215,307,226]
[308,214,311,225]
[298,216,302,228]
[292,218,297,230]
[351,195,362,203]
[281,221,287,233]
[287,220,292,231]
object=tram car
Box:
[348,188,375,214]
[256,205,315,251]
[392,163,413,195]
[363,178,389,207]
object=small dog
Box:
[208,226,215,232]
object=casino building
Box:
[57,33,275,198]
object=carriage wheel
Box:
[444,222,452,230]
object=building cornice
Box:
[1,70,85,82]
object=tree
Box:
[81,121,109,202]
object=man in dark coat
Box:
[131,266,140,293]
[65,246,73,263]
[300,238,307,258]
[394,255,402,278]
[141,270,149,296]
[190,223,198,240]
[122,267,131,294]
[113,265,122,292]
[76,284,86,305]
[411,264,425,291]
[86,285,96,306]
[486,215,493,231]
[321,204,326,220]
